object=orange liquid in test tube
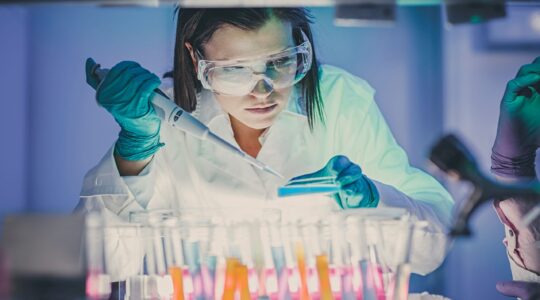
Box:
[222,258,239,300]
[295,243,311,300]
[236,264,251,300]
[169,266,185,300]
[316,254,333,300]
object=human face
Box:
[199,19,296,130]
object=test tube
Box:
[169,266,185,300]
[85,211,112,300]
[327,215,356,300]
[355,219,387,300]
[210,223,227,299]
[388,219,426,300]
[184,240,205,299]
[340,208,411,300]
[222,219,256,300]
[222,257,240,300]
[151,217,185,300]
[128,210,178,300]
[316,254,333,300]
[237,224,258,297]
[280,223,300,298]
[311,222,333,300]
[367,244,386,300]
[237,263,252,300]
[217,209,285,299]
[179,210,217,300]
[271,245,290,300]
[124,227,157,300]
[167,222,185,300]
[153,223,175,299]
[214,256,227,299]
[258,210,283,299]
[295,219,333,300]
[294,241,311,300]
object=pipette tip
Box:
[240,151,284,178]
[264,166,285,179]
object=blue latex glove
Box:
[496,281,540,300]
[85,58,163,161]
[290,155,379,209]
[492,56,540,178]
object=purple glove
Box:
[496,281,540,300]
[492,56,540,178]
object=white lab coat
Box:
[79,65,454,280]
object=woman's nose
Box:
[249,78,273,98]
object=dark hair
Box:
[170,7,324,129]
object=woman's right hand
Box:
[85,58,163,161]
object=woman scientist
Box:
[80,8,453,276]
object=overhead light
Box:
[334,0,397,27]
[176,0,332,7]
[445,0,506,24]
[531,10,540,32]
[0,0,162,5]
[0,0,444,5]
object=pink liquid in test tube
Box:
[340,266,355,300]
[368,264,386,300]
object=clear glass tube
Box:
[85,211,112,300]
[340,208,412,300]
[93,206,420,300]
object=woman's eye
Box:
[271,57,295,69]
[221,66,245,73]
[213,66,252,82]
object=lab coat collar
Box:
[191,87,309,189]
[193,87,306,135]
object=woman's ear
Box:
[185,42,198,73]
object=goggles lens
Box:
[197,31,312,96]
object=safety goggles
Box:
[196,31,313,96]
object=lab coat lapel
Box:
[190,90,263,187]
[256,111,312,181]
[195,117,264,189]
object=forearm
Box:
[79,146,158,220]
[114,154,152,176]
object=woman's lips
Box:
[245,104,278,114]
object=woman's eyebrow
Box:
[227,45,296,61]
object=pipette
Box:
[90,61,283,179]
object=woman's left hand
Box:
[496,281,540,300]
[290,155,379,209]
